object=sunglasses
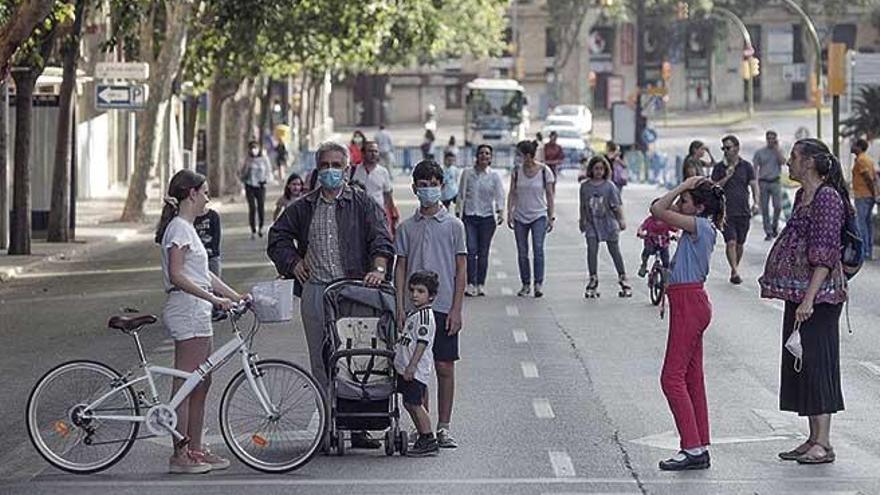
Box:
[721,146,736,151]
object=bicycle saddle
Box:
[108,314,158,333]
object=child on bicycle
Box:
[395,271,440,457]
[156,170,248,474]
[649,176,725,471]
[637,199,677,277]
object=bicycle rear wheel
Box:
[220,359,327,473]
[26,360,139,474]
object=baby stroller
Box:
[322,279,408,456]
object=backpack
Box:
[840,207,863,280]
[513,165,549,190]
[612,159,628,187]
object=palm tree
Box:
[841,85,880,140]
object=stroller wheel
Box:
[336,431,345,457]
[398,430,409,456]
[384,430,395,456]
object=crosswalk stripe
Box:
[513,329,528,343]
[548,451,576,477]
[506,305,519,317]
[533,398,555,418]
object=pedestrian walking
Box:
[682,140,711,180]
[579,155,631,298]
[507,140,555,298]
[375,124,395,169]
[155,170,247,474]
[850,138,877,260]
[395,159,467,450]
[349,130,366,168]
[636,200,676,277]
[267,141,394,450]
[759,138,850,465]
[607,141,629,193]
[711,135,759,284]
[649,176,725,471]
[535,132,545,162]
[420,129,437,161]
[753,130,786,241]
[543,131,564,178]
[274,140,289,182]
[395,271,441,457]
[441,150,462,211]
[444,135,459,159]
[239,140,272,240]
[273,172,304,221]
[457,144,506,297]
[193,208,222,277]
[352,140,399,237]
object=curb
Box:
[0,198,233,284]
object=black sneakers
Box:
[659,450,710,471]
[407,435,440,457]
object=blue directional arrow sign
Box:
[95,84,148,110]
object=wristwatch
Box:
[374,266,386,274]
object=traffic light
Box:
[662,61,672,81]
[749,57,760,78]
[676,1,689,20]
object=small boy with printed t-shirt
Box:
[395,271,439,456]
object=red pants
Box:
[661,282,712,450]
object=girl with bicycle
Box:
[649,176,725,471]
[155,170,248,474]
[636,199,676,278]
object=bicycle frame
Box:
[81,316,278,427]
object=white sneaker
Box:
[465,284,477,297]
[477,285,486,296]
[517,284,530,297]
[169,452,212,474]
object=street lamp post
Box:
[779,0,822,139]
[711,7,755,118]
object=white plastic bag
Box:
[251,279,295,322]
[785,321,803,373]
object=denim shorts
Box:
[396,376,427,406]
[432,311,460,362]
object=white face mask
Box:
[785,321,803,373]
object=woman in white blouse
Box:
[456,144,506,296]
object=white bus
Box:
[464,78,529,148]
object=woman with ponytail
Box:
[155,170,248,474]
[759,138,848,465]
[650,176,725,471]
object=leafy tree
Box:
[842,85,880,140]
[0,0,57,76]
[47,0,87,243]
[7,1,71,254]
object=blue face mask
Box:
[416,186,442,207]
[318,168,345,189]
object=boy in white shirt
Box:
[395,271,439,456]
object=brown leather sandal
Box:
[796,443,835,464]
[778,440,814,461]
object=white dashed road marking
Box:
[533,398,555,418]
[501,286,513,296]
[521,362,539,378]
[496,271,508,280]
[548,451,577,477]
[513,329,528,343]
[859,361,880,377]
[506,305,519,317]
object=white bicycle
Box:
[26,302,328,474]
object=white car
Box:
[549,104,593,136]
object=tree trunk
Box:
[0,0,56,77]
[296,73,308,151]
[258,76,273,152]
[207,74,238,197]
[183,94,198,154]
[0,80,7,250]
[8,69,37,255]
[244,77,258,145]
[47,0,87,243]
[223,79,253,194]
[120,0,195,222]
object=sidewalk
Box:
[0,184,262,283]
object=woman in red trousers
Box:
[649,176,726,470]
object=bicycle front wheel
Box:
[26,360,140,474]
[220,359,328,473]
[649,269,665,306]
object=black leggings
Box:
[585,236,626,277]
[245,185,266,233]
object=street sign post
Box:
[95,84,148,110]
[95,62,150,80]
